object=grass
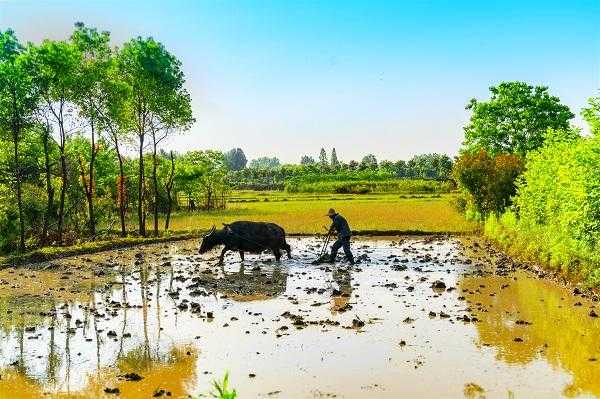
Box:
[164,191,476,235]
[194,373,237,399]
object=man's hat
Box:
[326,208,337,217]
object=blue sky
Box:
[1,0,599,162]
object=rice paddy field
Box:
[164,191,476,235]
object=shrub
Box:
[485,131,600,284]
[452,149,524,218]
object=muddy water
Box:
[0,237,598,398]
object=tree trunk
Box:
[58,146,66,245]
[116,143,126,237]
[87,117,97,238]
[12,129,25,252]
[137,133,146,236]
[57,110,67,245]
[151,134,159,237]
[164,151,175,230]
[41,122,54,245]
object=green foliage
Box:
[319,147,328,169]
[224,148,247,171]
[0,184,19,251]
[360,154,377,170]
[452,149,524,218]
[194,372,237,399]
[330,148,339,169]
[463,81,574,156]
[249,156,280,169]
[582,94,600,137]
[175,150,229,210]
[300,155,315,165]
[286,178,452,194]
[485,131,600,285]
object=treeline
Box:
[228,151,453,191]
[0,24,198,252]
[452,81,600,285]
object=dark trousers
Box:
[331,236,353,262]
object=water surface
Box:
[0,237,598,398]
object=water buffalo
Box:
[199,221,292,264]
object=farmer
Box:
[326,208,354,264]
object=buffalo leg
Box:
[239,251,245,262]
[219,247,228,264]
[272,248,281,261]
[283,243,292,259]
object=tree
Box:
[360,154,377,170]
[163,151,176,230]
[582,94,600,136]
[225,148,247,171]
[300,155,315,165]
[452,149,524,217]
[71,22,112,238]
[463,81,574,156]
[249,156,280,169]
[95,56,131,237]
[0,30,40,251]
[28,38,82,244]
[319,148,328,168]
[118,36,193,236]
[330,148,339,169]
[176,151,229,210]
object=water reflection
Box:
[460,271,600,398]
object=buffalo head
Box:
[199,225,220,254]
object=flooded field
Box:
[0,236,599,398]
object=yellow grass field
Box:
[163,192,476,235]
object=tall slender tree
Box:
[71,22,112,238]
[118,37,193,236]
[28,39,82,244]
[0,30,40,251]
[319,147,328,169]
[330,148,339,169]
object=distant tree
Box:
[300,155,315,165]
[348,160,359,171]
[360,154,377,170]
[225,148,247,171]
[394,160,407,177]
[319,148,328,168]
[249,156,280,169]
[330,148,340,169]
[378,160,395,174]
[408,153,453,180]
[176,150,228,210]
[463,81,574,156]
[582,94,600,136]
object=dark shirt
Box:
[330,214,351,238]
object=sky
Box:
[1,0,599,163]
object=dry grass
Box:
[164,193,476,234]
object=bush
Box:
[452,149,524,218]
[485,132,600,285]
[285,178,453,194]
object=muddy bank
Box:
[0,236,598,398]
